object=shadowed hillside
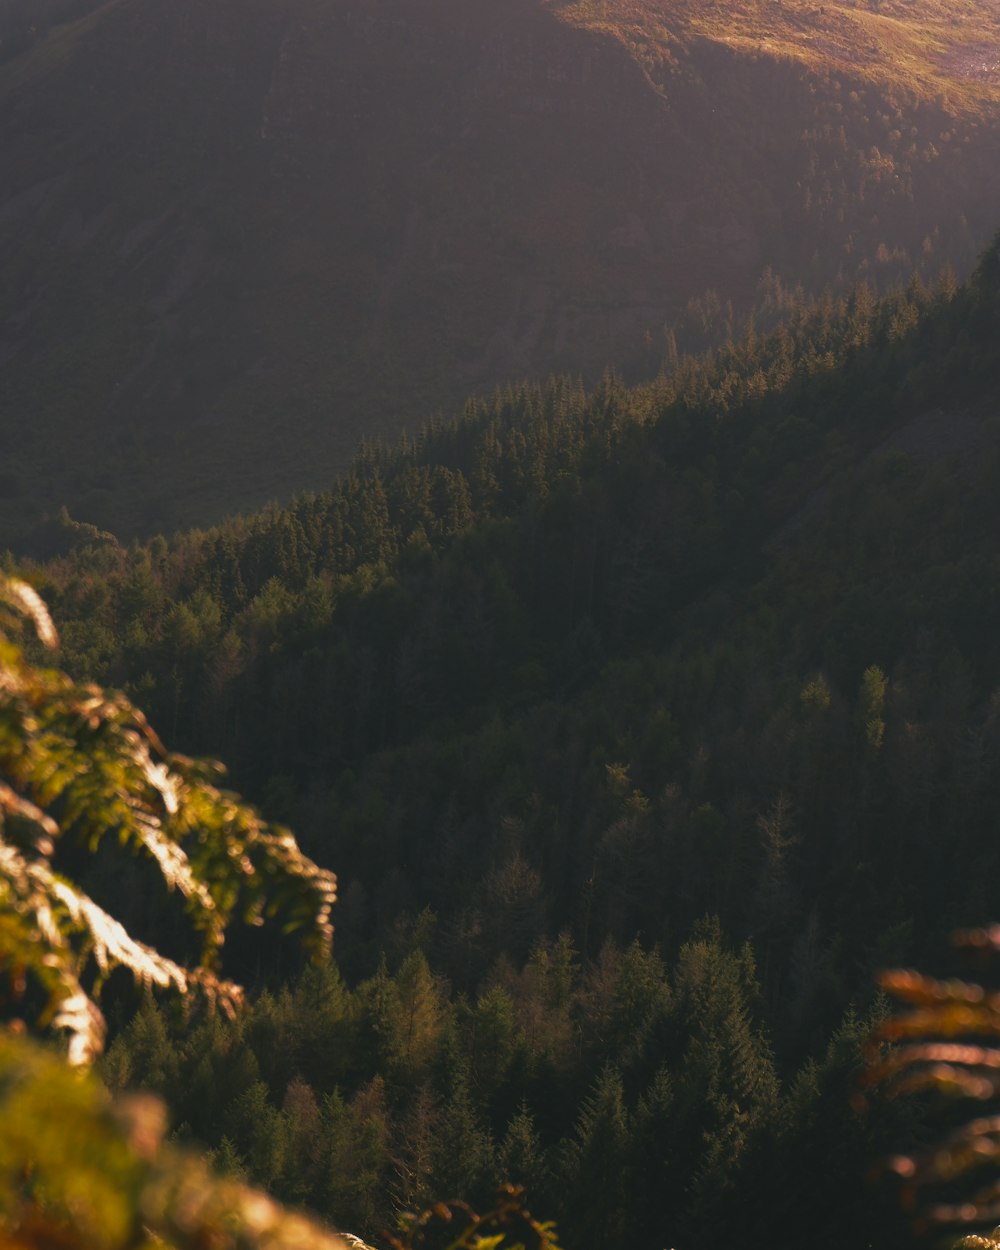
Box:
[1,0,999,541]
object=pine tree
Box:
[393,949,445,1074]
[498,1103,549,1193]
[666,927,779,1240]
[430,1073,497,1206]
[627,1066,677,1246]
[557,1066,630,1247]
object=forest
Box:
[3,231,1000,1247]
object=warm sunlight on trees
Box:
[0,571,354,1249]
[0,572,337,1065]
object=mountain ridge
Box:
[2,0,999,542]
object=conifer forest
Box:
[3,2,1000,1248]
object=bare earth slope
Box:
[1,0,999,541]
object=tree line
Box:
[5,233,1000,1246]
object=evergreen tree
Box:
[558,1066,630,1248]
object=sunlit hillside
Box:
[555,0,1000,112]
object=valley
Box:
[4,5,1000,1247]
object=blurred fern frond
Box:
[0,1032,360,1250]
[384,1184,563,1250]
[867,927,1000,1241]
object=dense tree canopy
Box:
[0,574,354,1248]
[5,233,1000,1249]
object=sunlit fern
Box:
[0,571,336,1063]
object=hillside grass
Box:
[551,0,1000,113]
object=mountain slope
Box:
[560,0,1000,111]
[28,235,1000,972]
[1,0,999,541]
[15,231,1000,1250]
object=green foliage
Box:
[9,240,1000,1249]
[0,1035,355,1250]
[385,1185,562,1250]
[800,674,832,714]
[105,916,913,1249]
[0,573,353,1249]
[0,572,563,1250]
[0,574,336,1063]
[558,1067,630,1246]
[858,664,888,753]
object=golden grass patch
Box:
[549,0,1000,114]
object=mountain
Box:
[2,0,1000,542]
[22,232,1000,1250]
[32,233,1000,973]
